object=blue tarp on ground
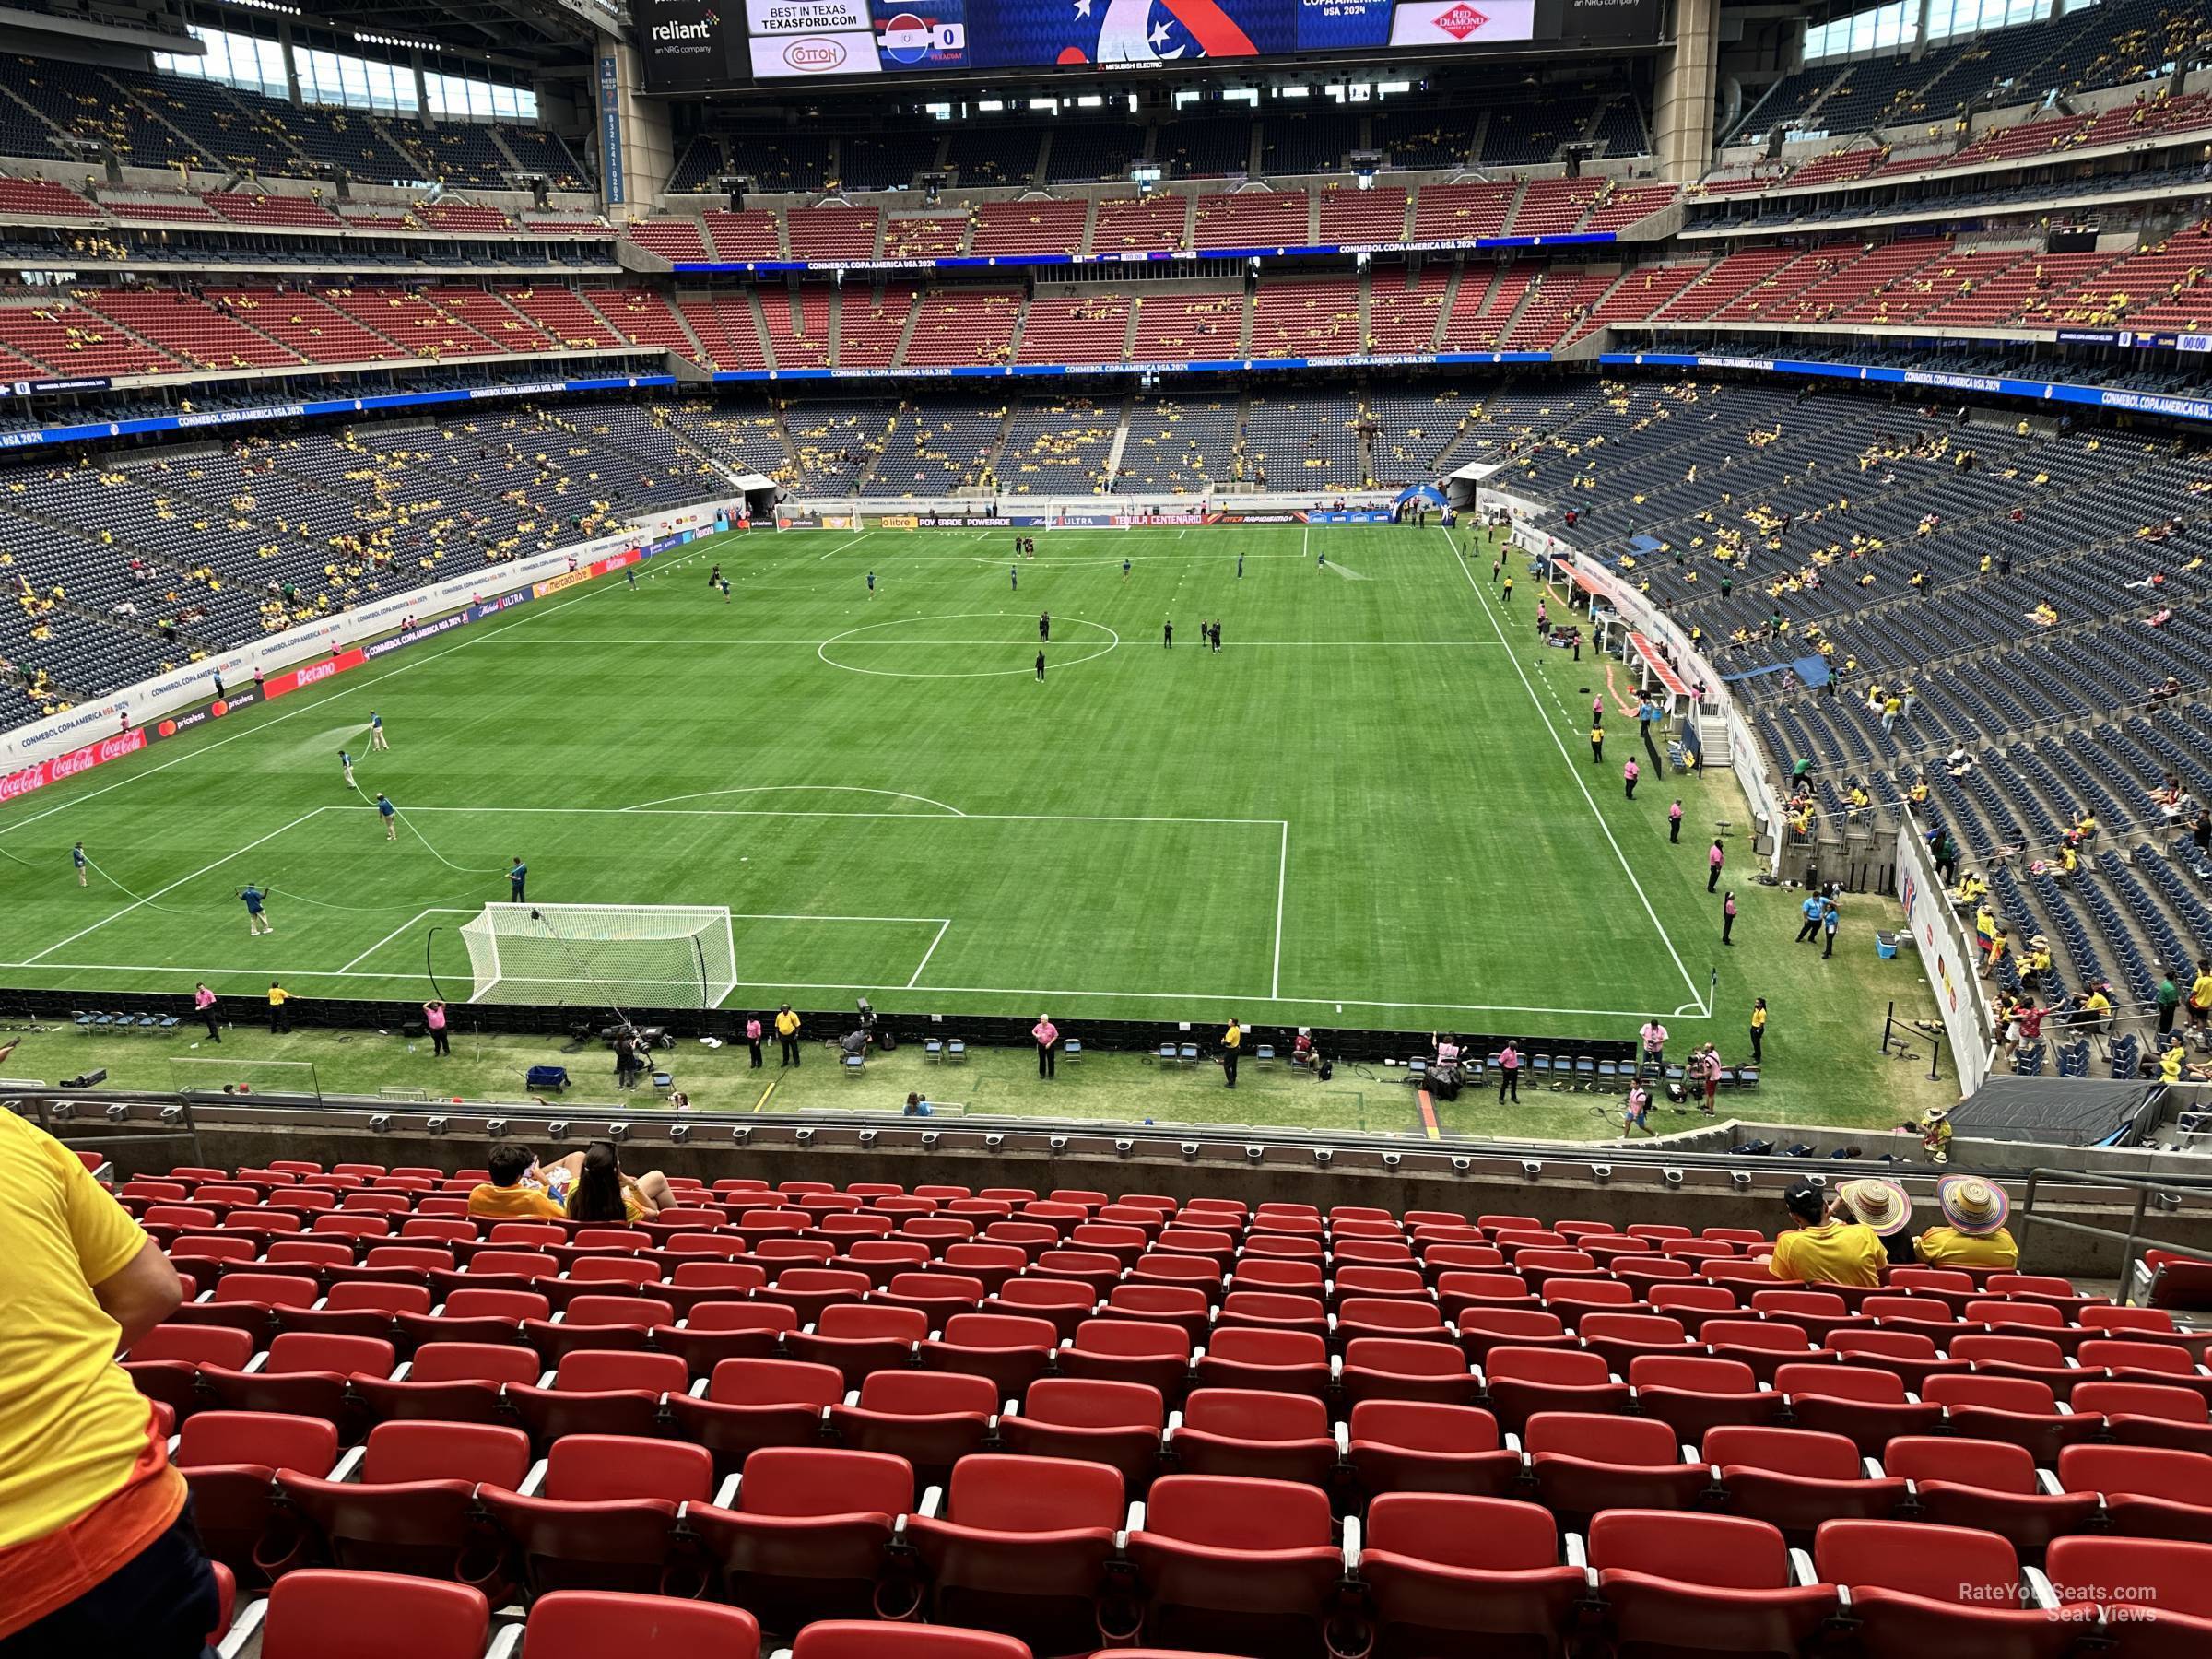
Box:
[1721,653,1831,688]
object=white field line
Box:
[468,639,1511,647]
[818,531,876,559]
[906,919,953,989]
[1441,524,1708,1017]
[0,956,1710,1018]
[20,806,332,966]
[1271,819,1288,1001]
[338,905,458,973]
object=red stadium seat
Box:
[352,1339,536,1427]
[786,1302,928,1389]
[1626,1354,1783,1441]
[511,1590,760,1659]
[1171,1388,1341,1488]
[1345,1399,1519,1499]
[1124,1475,1346,1658]
[654,1299,796,1373]
[1773,1362,1942,1455]
[1704,1425,1908,1542]
[1195,1326,1333,1399]
[826,1369,998,1486]
[257,1570,488,1659]
[1525,1409,1705,1523]
[665,1357,842,1477]
[1479,1345,1629,1430]
[905,1453,1124,1655]
[999,1377,1166,1490]
[922,1312,1063,1396]
[476,1433,712,1596]
[1812,1519,2080,1659]
[1591,1509,1838,1657]
[2058,1443,2212,1542]
[1059,1319,1193,1403]
[201,1330,395,1429]
[2046,1536,2212,1656]
[175,1410,340,1584]
[1883,1435,2100,1554]
[1339,1336,1480,1408]
[1358,1493,1585,1657]
[789,1623,1034,1659]
[685,1446,914,1630]
[506,1348,688,1446]
[2072,1380,2212,1453]
[274,1419,531,1583]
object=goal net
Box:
[457,903,736,1008]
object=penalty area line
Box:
[906,920,953,989]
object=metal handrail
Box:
[2017,1163,2212,1287]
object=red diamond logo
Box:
[1434,3,1488,38]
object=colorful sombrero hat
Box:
[1936,1174,2009,1234]
[1837,1178,1912,1237]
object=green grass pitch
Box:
[0,522,1949,1134]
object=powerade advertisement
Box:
[720,0,1648,80]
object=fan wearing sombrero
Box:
[1913,1174,2019,1270]
[1918,1105,1953,1165]
[1832,1177,1916,1266]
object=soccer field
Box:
[6,521,1777,1041]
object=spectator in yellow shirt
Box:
[1770,1180,1888,1288]
[466,1142,568,1221]
[0,1112,213,1649]
[1915,1175,2018,1269]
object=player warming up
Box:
[239,883,273,935]
[376,792,397,841]
[72,840,87,887]
[866,571,877,599]
[369,710,389,750]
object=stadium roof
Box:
[280,0,621,69]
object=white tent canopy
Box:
[1449,461,1506,483]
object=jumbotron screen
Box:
[638,0,1658,89]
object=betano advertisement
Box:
[662,0,1654,84]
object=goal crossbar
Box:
[457,902,736,1009]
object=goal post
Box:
[457,903,736,1008]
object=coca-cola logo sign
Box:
[0,728,145,803]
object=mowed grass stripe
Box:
[3,524,1709,1032]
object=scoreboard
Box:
[640,0,1660,90]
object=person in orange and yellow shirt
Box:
[465,1142,568,1221]
[0,1110,214,1652]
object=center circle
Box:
[818,612,1122,679]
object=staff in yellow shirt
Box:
[775,1003,802,1067]
[267,979,292,1035]
[0,1112,211,1645]
[1221,1016,1243,1089]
